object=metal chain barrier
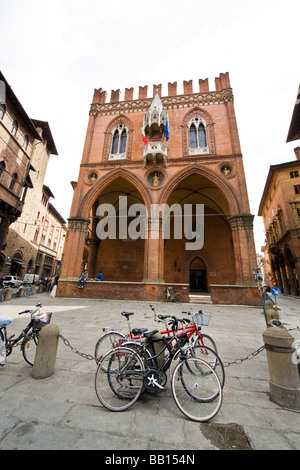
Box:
[222,345,266,368]
[59,333,94,361]
[222,326,299,368]
[58,325,299,367]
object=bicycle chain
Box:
[59,334,94,361]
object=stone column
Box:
[279,260,290,295]
[143,216,164,283]
[60,217,90,278]
[227,214,257,284]
[86,237,100,278]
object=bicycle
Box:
[0,303,52,366]
[95,318,223,422]
[24,285,33,296]
[94,305,217,365]
[161,286,183,303]
[10,285,24,299]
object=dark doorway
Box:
[189,269,207,292]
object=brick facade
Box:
[58,72,260,305]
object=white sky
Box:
[0,0,299,254]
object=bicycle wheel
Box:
[95,347,145,411]
[94,330,126,364]
[22,332,39,366]
[190,345,225,388]
[161,292,168,302]
[171,357,222,422]
[174,293,183,303]
[192,332,218,354]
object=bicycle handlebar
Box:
[18,304,42,316]
[182,310,203,315]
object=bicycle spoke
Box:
[171,357,222,422]
[95,347,144,411]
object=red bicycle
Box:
[94,305,217,363]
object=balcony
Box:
[268,244,279,255]
[143,141,168,168]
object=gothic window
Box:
[11,120,18,136]
[188,116,208,154]
[109,124,128,160]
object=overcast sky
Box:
[0,0,299,254]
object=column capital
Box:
[67,217,90,232]
[227,214,254,231]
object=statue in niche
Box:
[148,171,164,187]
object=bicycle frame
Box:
[97,306,210,354]
[0,304,52,365]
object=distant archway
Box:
[189,256,207,292]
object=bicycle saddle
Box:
[158,315,170,320]
[143,329,159,339]
[132,328,148,336]
[0,316,13,327]
[121,311,134,318]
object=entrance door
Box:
[189,269,207,292]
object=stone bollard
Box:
[18,286,26,297]
[264,300,275,311]
[4,287,13,300]
[262,327,300,410]
[145,332,165,368]
[265,308,280,325]
[31,324,60,380]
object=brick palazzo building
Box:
[58,72,260,305]
[258,84,300,296]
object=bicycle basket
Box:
[193,313,211,326]
[33,312,52,328]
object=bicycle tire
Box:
[22,332,39,366]
[189,344,225,388]
[193,332,218,353]
[94,330,126,364]
[174,293,183,303]
[171,357,222,422]
[95,347,144,411]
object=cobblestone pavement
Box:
[0,292,299,451]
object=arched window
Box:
[0,103,5,120]
[189,116,208,154]
[198,123,207,147]
[0,161,5,177]
[22,135,29,150]
[109,124,128,160]
[11,120,18,136]
[9,173,18,191]
[189,124,197,148]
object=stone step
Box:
[189,294,213,304]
